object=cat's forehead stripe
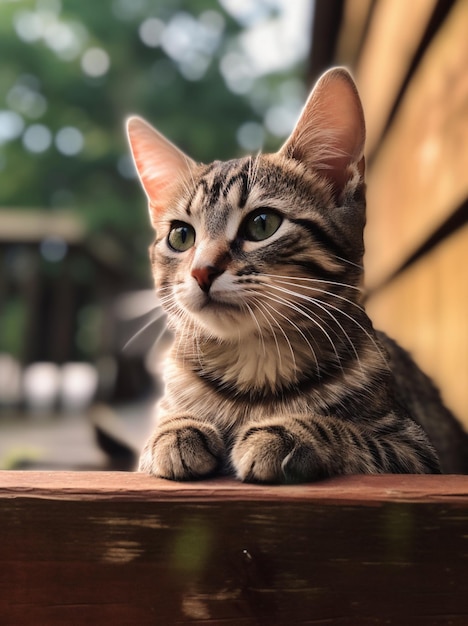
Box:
[220,166,250,208]
[201,159,250,202]
[185,179,209,216]
[190,159,252,236]
[182,157,259,222]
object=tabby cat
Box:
[127,67,468,482]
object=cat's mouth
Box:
[198,293,241,312]
[184,291,252,338]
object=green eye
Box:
[168,222,196,252]
[243,209,282,242]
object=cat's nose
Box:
[191,265,222,293]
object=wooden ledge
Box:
[2,472,468,625]
[1,470,468,504]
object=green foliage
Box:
[0,0,308,281]
[0,296,27,358]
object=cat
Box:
[126,67,468,482]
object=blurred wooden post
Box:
[1,472,468,624]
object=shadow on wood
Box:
[1,472,468,625]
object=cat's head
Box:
[127,68,366,342]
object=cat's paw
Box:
[232,422,322,484]
[139,418,225,480]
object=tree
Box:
[0,0,310,282]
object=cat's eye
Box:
[242,209,282,242]
[167,222,196,252]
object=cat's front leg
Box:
[231,416,333,483]
[231,414,440,483]
[139,416,225,480]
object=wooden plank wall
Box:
[330,0,468,428]
[1,472,468,625]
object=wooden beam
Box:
[1,472,468,624]
[0,209,85,243]
[334,0,374,71]
[2,470,468,502]
[366,222,468,430]
[308,0,344,82]
[364,0,468,288]
[355,0,437,156]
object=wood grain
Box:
[1,472,468,624]
[1,471,468,503]
[364,0,468,288]
[355,0,437,155]
[367,223,468,429]
[334,0,373,70]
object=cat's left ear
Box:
[279,67,365,198]
[126,116,196,227]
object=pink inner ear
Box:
[280,68,366,195]
[126,116,195,224]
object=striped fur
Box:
[128,68,468,482]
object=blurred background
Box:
[0,0,467,471]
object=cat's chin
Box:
[188,301,259,341]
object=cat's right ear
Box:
[279,68,365,200]
[126,116,195,228]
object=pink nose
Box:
[191,265,222,293]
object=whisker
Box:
[262,272,363,293]
[318,299,389,367]
[335,255,364,271]
[265,279,387,367]
[260,292,326,375]
[178,162,198,200]
[252,297,299,373]
[250,296,284,371]
[271,277,365,312]
[266,282,362,370]
[243,301,266,357]
[262,290,344,370]
[122,307,167,352]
